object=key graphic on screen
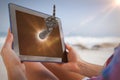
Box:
[39,5,58,39]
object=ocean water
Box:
[64,36,120,49]
[0,32,7,51]
[1,32,120,51]
[64,36,120,65]
[0,37,6,47]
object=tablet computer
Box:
[8,3,67,62]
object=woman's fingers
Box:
[65,44,72,51]
[65,44,79,62]
[3,29,13,49]
[1,29,13,58]
[1,29,21,67]
[1,29,27,80]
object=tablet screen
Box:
[9,3,67,62]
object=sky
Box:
[0,0,120,37]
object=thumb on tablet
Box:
[4,29,13,48]
[65,44,79,62]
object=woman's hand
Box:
[42,44,86,80]
[43,44,103,79]
[0,29,27,80]
[0,29,58,80]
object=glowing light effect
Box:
[37,31,48,42]
[114,0,120,6]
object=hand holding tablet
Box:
[9,3,67,62]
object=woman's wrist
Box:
[7,66,27,80]
[77,60,103,77]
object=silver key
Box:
[39,5,58,39]
[45,5,58,30]
[39,29,52,39]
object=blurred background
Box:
[1,0,120,80]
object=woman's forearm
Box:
[77,60,104,77]
[7,65,27,80]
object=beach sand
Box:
[0,56,8,80]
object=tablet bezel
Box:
[9,3,66,62]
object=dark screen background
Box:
[16,10,64,58]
